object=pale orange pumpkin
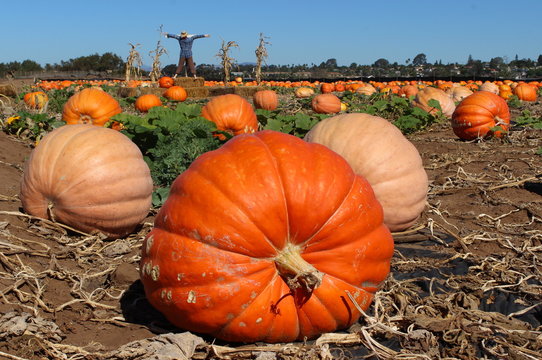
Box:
[447,86,473,103]
[62,88,122,126]
[355,85,377,96]
[412,87,456,117]
[305,113,428,232]
[20,124,153,239]
[294,87,315,98]
[478,82,499,94]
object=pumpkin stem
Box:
[274,243,323,294]
[47,201,56,222]
[79,114,93,124]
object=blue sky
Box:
[2,0,541,68]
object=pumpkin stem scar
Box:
[273,242,323,294]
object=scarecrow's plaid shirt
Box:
[166,33,206,58]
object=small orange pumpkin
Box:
[135,94,163,112]
[513,83,537,102]
[158,76,175,88]
[163,86,188,102]
[451,91,510,140]
[62,88,122,126]
[253,90,278,110]
[320,83,335,93]
[23,91,49,109]
[201,94,258,139]
[311,94,341,114]
[397,85,418,98]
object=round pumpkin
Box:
[23,91,49,109]
[355,85,377,96]
[513,83,537,102]
[447,86,473,103]
[163,86,188,102]
[20,124,153,239]
[451,91,510,140]
[140,130,394,343]
[135,94,163,112]
[398,85,418,98]
[253,90,278,110]
[62,88,122,126]
[305,113,428,232]
[478,82,499,94]
[412,86,456,118]
[320,83,335,93]
[201,94,258,138]
[311,93,341,114]
[294,87,315,98]
[158,76,175,88]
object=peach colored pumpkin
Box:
[412,87,456,117]
[355,85,377,96]
[294,87,315,98]
[447,86,474,103]
[305,113,428,232]
[20,124,153,239]
[478,82,499,94]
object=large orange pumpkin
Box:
[23,91,49,109]
[513,83,537,102]
[201,94,258,138]
[163,86,188,102]
[311,93,341,114]
[140,130,394,343]
[412,86,456,118]
[451,91,510,140]
[20,124,153,239]
[305,113,428,232]
[62,88,121,126]
[135,94,163,112]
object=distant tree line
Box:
[2,52,542,81]
[0,52,124,76]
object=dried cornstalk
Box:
[254,33,270,85]
[125,43,143,83]
[149,25,168,82]
[216,40,239,84]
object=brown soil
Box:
[0,106,541,359]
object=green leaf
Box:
[427,99,442,111]
[152,187,171,207]
[264,118,285,132]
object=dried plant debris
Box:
[0,127,541,359]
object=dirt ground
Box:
[0,104,541,359]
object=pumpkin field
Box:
[0,77,541,359]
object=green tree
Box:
[373,58,389,68]
[412,53,427,66]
